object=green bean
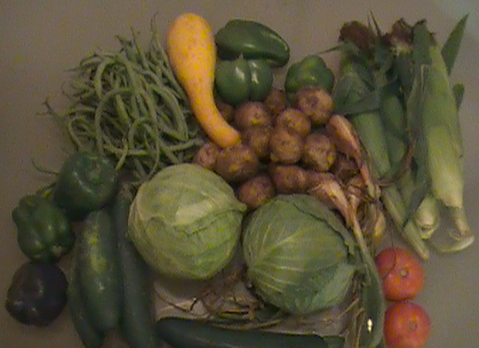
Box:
[127,118,149,154]
[149,84,188,138]
[114,94,132,127]
[67,116,90,151]
[114,139,129,171]
[149,39,188,101]
[138,88,184,140]
[46,27,202,187]
[167,138,204,152]
[93,87,131,154]
[130,30,150,70]
[93,58,115,98]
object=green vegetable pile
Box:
[7,152,159,347]
[46,26,203,187]
[5,11,474,348]
[333,15,473,257]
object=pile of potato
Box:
[193,86,361,209]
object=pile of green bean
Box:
[47,27,204,187]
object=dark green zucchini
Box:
[112,189,159,348]
[155,317,345,348]
[77,209,123,332]
[67,247,105,348]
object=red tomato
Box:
[375,247,425,301]
[384,301,431,348]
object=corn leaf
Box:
[402,21,434,221]
[394,53,415,97]
[404,69,431,225]
[412,21,432,67]
[441,14,469,75]
[333,85,381,115]
[453,83,465,110]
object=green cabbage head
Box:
[243,194,357,315]
[128,164,247,279]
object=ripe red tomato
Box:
[384,301,431,348]
[375,247,425,301]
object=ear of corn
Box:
[335,15,473,256]
[334,59,430,260]
[406,21,474,252]
[414,194,440,239]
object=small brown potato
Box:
[269,127,304,164]
[192,141,221,170]
[216,97,235,123]
[237,174,276,208]
[242,126,273,161]
[269,164,308,194]
[301,132,337,172]
[215,143,260,182]
[263,88,287,118]
[295,86,334,126]
[275,108,311,138]
[331,152,359,183]
[233,101,273,131]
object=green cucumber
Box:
[112,189,159,348]
[67,247,105,348]
[155,317,345,348]
[77,209,123,332]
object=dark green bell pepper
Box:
[215,19,290,67]
[5,261,68,326]
[284,54,335,100]
[215,57,273,106]
[12,195,74,263]
[53,152,118,220]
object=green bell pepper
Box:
[284,54,335,100]
[215,19,290,67]
[215,57,273,106]
[53,152,118,220]
[12,195,74,263]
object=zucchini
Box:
[112,190,159,348]
[77,209,123,332]
[67,247,105,348]
[155,317,345,348]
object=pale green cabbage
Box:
[243,194,357,315]
[128,164,247,279]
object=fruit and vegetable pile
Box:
[5,10,473,348]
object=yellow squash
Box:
[166,13,241,148]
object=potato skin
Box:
[237,174,276,208]
[301,132,337,172]
[215,143,260,182]
[216,97,235,123]
[242,126,273,161]
[295,86,333,126]
[233,101,273,131]
[263,88,287,118]
[192,142,221,170]
[269,164,309,194]
[269,128,304,164]
[275,108,311,138]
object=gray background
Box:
[1,1,478,347]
